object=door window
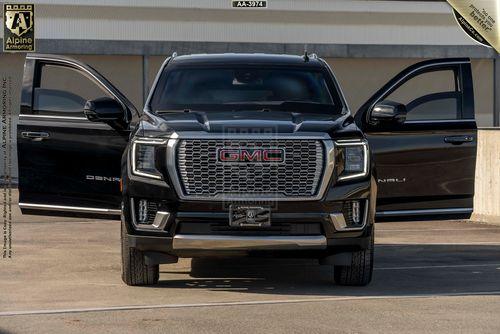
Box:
[33,64,112,117]
[385,69,462,121]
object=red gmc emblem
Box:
[217,148,285,163]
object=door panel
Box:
[18,117,126,209]
[17,54,137,218]
[355,58,477,221]
[366,122,476,213]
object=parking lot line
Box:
[1,291,499,317]
[375,263,500,271]
[377,242,500,246]
[377,227,500,232]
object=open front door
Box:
[355,58,477,221]
[17,54,138,218]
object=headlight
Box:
[131,139,165,180]
[336,140,369,181]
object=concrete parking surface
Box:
[1,201,500,333]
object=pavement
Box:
[1,197,500,333]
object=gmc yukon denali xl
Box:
[17,53,477,286]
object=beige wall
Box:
[148,56,168,93]
[0,53,25,182]
[9,1,470,45]
[472,129,500,224]
[0,53,25,118]
[471,60,494,127]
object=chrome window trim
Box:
[336,139,369,181]
[19,114,88,121]
[19,203,120,215]
[166,132,335,201]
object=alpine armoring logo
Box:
[3,3,35,52]
[217,148,285,163]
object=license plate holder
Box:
[229,205,271,227]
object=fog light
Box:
[334,200,367,230]
[138,199,148,224]
[135,199,159,225]
[132,199,169,231]
[352,201,360,224]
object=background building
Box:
[0,0,499,182]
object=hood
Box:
[141,110,358,137]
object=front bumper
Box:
[127,229,373,260]
[123,169,376,258]
[172,234,327,251]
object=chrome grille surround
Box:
[166,132,335,201]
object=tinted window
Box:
[150,67,340,113]
[406,94,459,121]
[386,69,462,121]
[34,64,112,116]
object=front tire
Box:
[121,219,159,286]
[333,227,374,286]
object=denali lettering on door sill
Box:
[86,175,120,182]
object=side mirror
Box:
[84,97,125,123]
[369,100,407,125]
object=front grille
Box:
[176,139,325,198]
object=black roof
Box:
[169,53,324,67]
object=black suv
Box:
[18,53,477,286]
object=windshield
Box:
[149,66,343,113]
